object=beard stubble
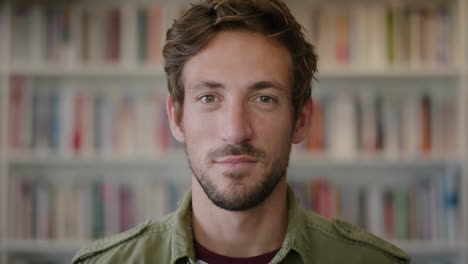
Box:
[187,141,291,211]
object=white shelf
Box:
[292,153,458,167]
[10,64,166,78]
[6,153,456,189]
[289,156,457,181]
[318,68,461,79]
[7,153,457,184]
[8,151,186,167]
[8,64,460,79]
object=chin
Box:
[203,174,283,211]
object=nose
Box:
[222,99,253,145]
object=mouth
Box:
[214,155,258,167]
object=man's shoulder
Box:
[72,213,176,264]
[299,208,411,263]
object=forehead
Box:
[182,30,292,92]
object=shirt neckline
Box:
[194,239,281,264]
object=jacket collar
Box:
[169,185,313,264]
[272,186,314,263]
[170,190,196,263]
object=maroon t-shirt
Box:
[194,240,280,264]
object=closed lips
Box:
[215,156,258,164]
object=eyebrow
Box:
[191,81,225,91]
[190,80,288,93]
[249,81,287,93]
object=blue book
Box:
[442,166,460,241]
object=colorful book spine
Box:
[9,76,24,151]
[147,5,163,65]
[137,8,147,63]
[296,89,457,159]
[107,8,121,62]
[5,4,182,66]
[81,9,91,62]
[8,173,189,240]
[310,5,453,68]
[23,4,456,68]
[290,169,461,241]
[8,77,175,157]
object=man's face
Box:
[168,30,310,211]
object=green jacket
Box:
[72,187,411,263]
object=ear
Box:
[292,98,313,144]
[166,95,186,143]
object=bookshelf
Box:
[0,0,467,264]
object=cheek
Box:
[255,115,293,149]
[182,112,218,148]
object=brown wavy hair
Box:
[163,0,318,122]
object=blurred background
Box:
[0,0,467,263]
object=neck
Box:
[191,177,288,258]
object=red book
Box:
[107,8,121,62]
[72,92,84,154]
[119,184,134,232]
[335,11,349,64]
[147,6,163,65]
[314,180,331,219]
[82,11,91,62]
[9,76,24,151]
[383,191,395,238]
[420,95,431,154]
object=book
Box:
[106,8,121,62]
[11,6,35,66]
[290,171,461,241]
[137,7,147,63]
[120,4,137,67]
[9,76,24,152]
[8,77,174,158]
[310,4,453,68]
[394,188,409,240]
[147,5,163,65]
[8,172,190,240]
[327,92,357,159]
[381,92,401,159]
[12,3,454,69]
[366,5,387,69]
[368,185,384,237]
[306,94,326,152]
